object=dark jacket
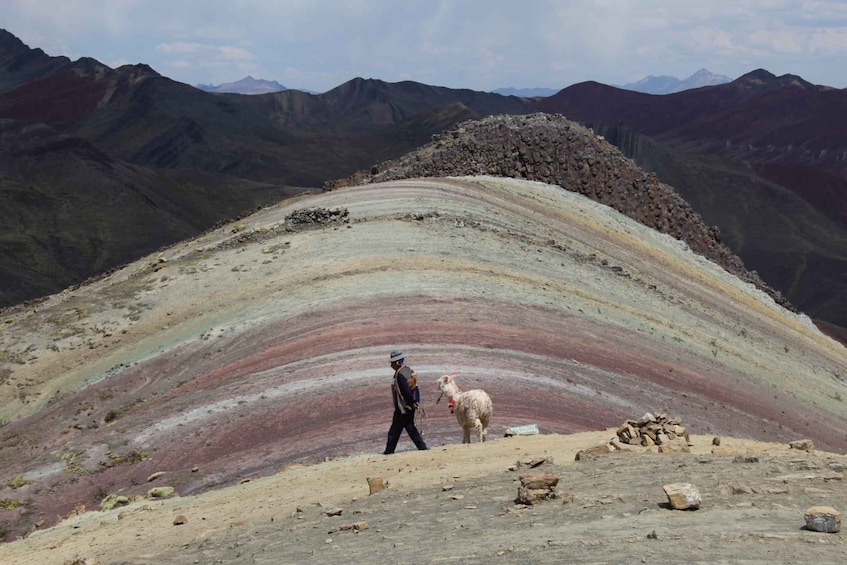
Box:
[392,366,417,414]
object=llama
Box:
[437,372,492,443]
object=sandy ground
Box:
[4,431,846,564]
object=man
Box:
[383,350,428,454]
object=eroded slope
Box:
[0,176,845,541]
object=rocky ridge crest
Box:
[332,113,793,312]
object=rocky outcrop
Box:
[331,113,794,313]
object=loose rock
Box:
[789,439,815,452]
[804,506,841,533]
[517,472,559,505]
[663,482,701,510]
[147,486,175,499]
[575,443,613,461]
[367,476,386,495]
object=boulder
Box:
[519,472,559,490]
[804,506,841,533]
[367,476,386,495]
[517,472,559,505]
[99,494,130,511]
[658,437,691,453]
[575,443,613,461]
[147,486,175,499]
[789,439,815,452]
[663,482,701,510]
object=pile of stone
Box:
[516,471,559,505]
[612,412,691,452]
[285,207,350,230]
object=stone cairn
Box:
[575,412,693,460]
[613,411,691,452]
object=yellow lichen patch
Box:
[0,498,19,511]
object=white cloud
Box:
[156,42,254,61]
[165,60,192,70]
[808,28,847,54]
[749,29,804,54]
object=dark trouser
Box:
[384,409,428,454]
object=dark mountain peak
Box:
[0,29,64,69]
[70,56,110,73]
[337,76,436,92]
[325,76,409,100]
[349,76,377,85]
[542,80,648,109]
[737,68,778,83]
[0,28,28,52]
[335,76,386,91]
[735,68,813,89]
[117,62,160,77]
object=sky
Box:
[2,0,846,93]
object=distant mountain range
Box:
[1,27,846,334]
[491,87,559,98]
[197,75,287,94]
[493,69,732,98]
[617,68,733,94]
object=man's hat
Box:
[389,350,405,362]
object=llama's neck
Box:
[443,384,462,398]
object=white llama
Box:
[437,372,492,443]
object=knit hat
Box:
[389,350,405,362]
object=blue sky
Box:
[3,0,846,92]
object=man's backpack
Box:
[396,366,420,407]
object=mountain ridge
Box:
[196,75,287,95]
[618,68,733,94]
[1,28,846,333]
[0,30,531,308]
[492,86,559,98]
